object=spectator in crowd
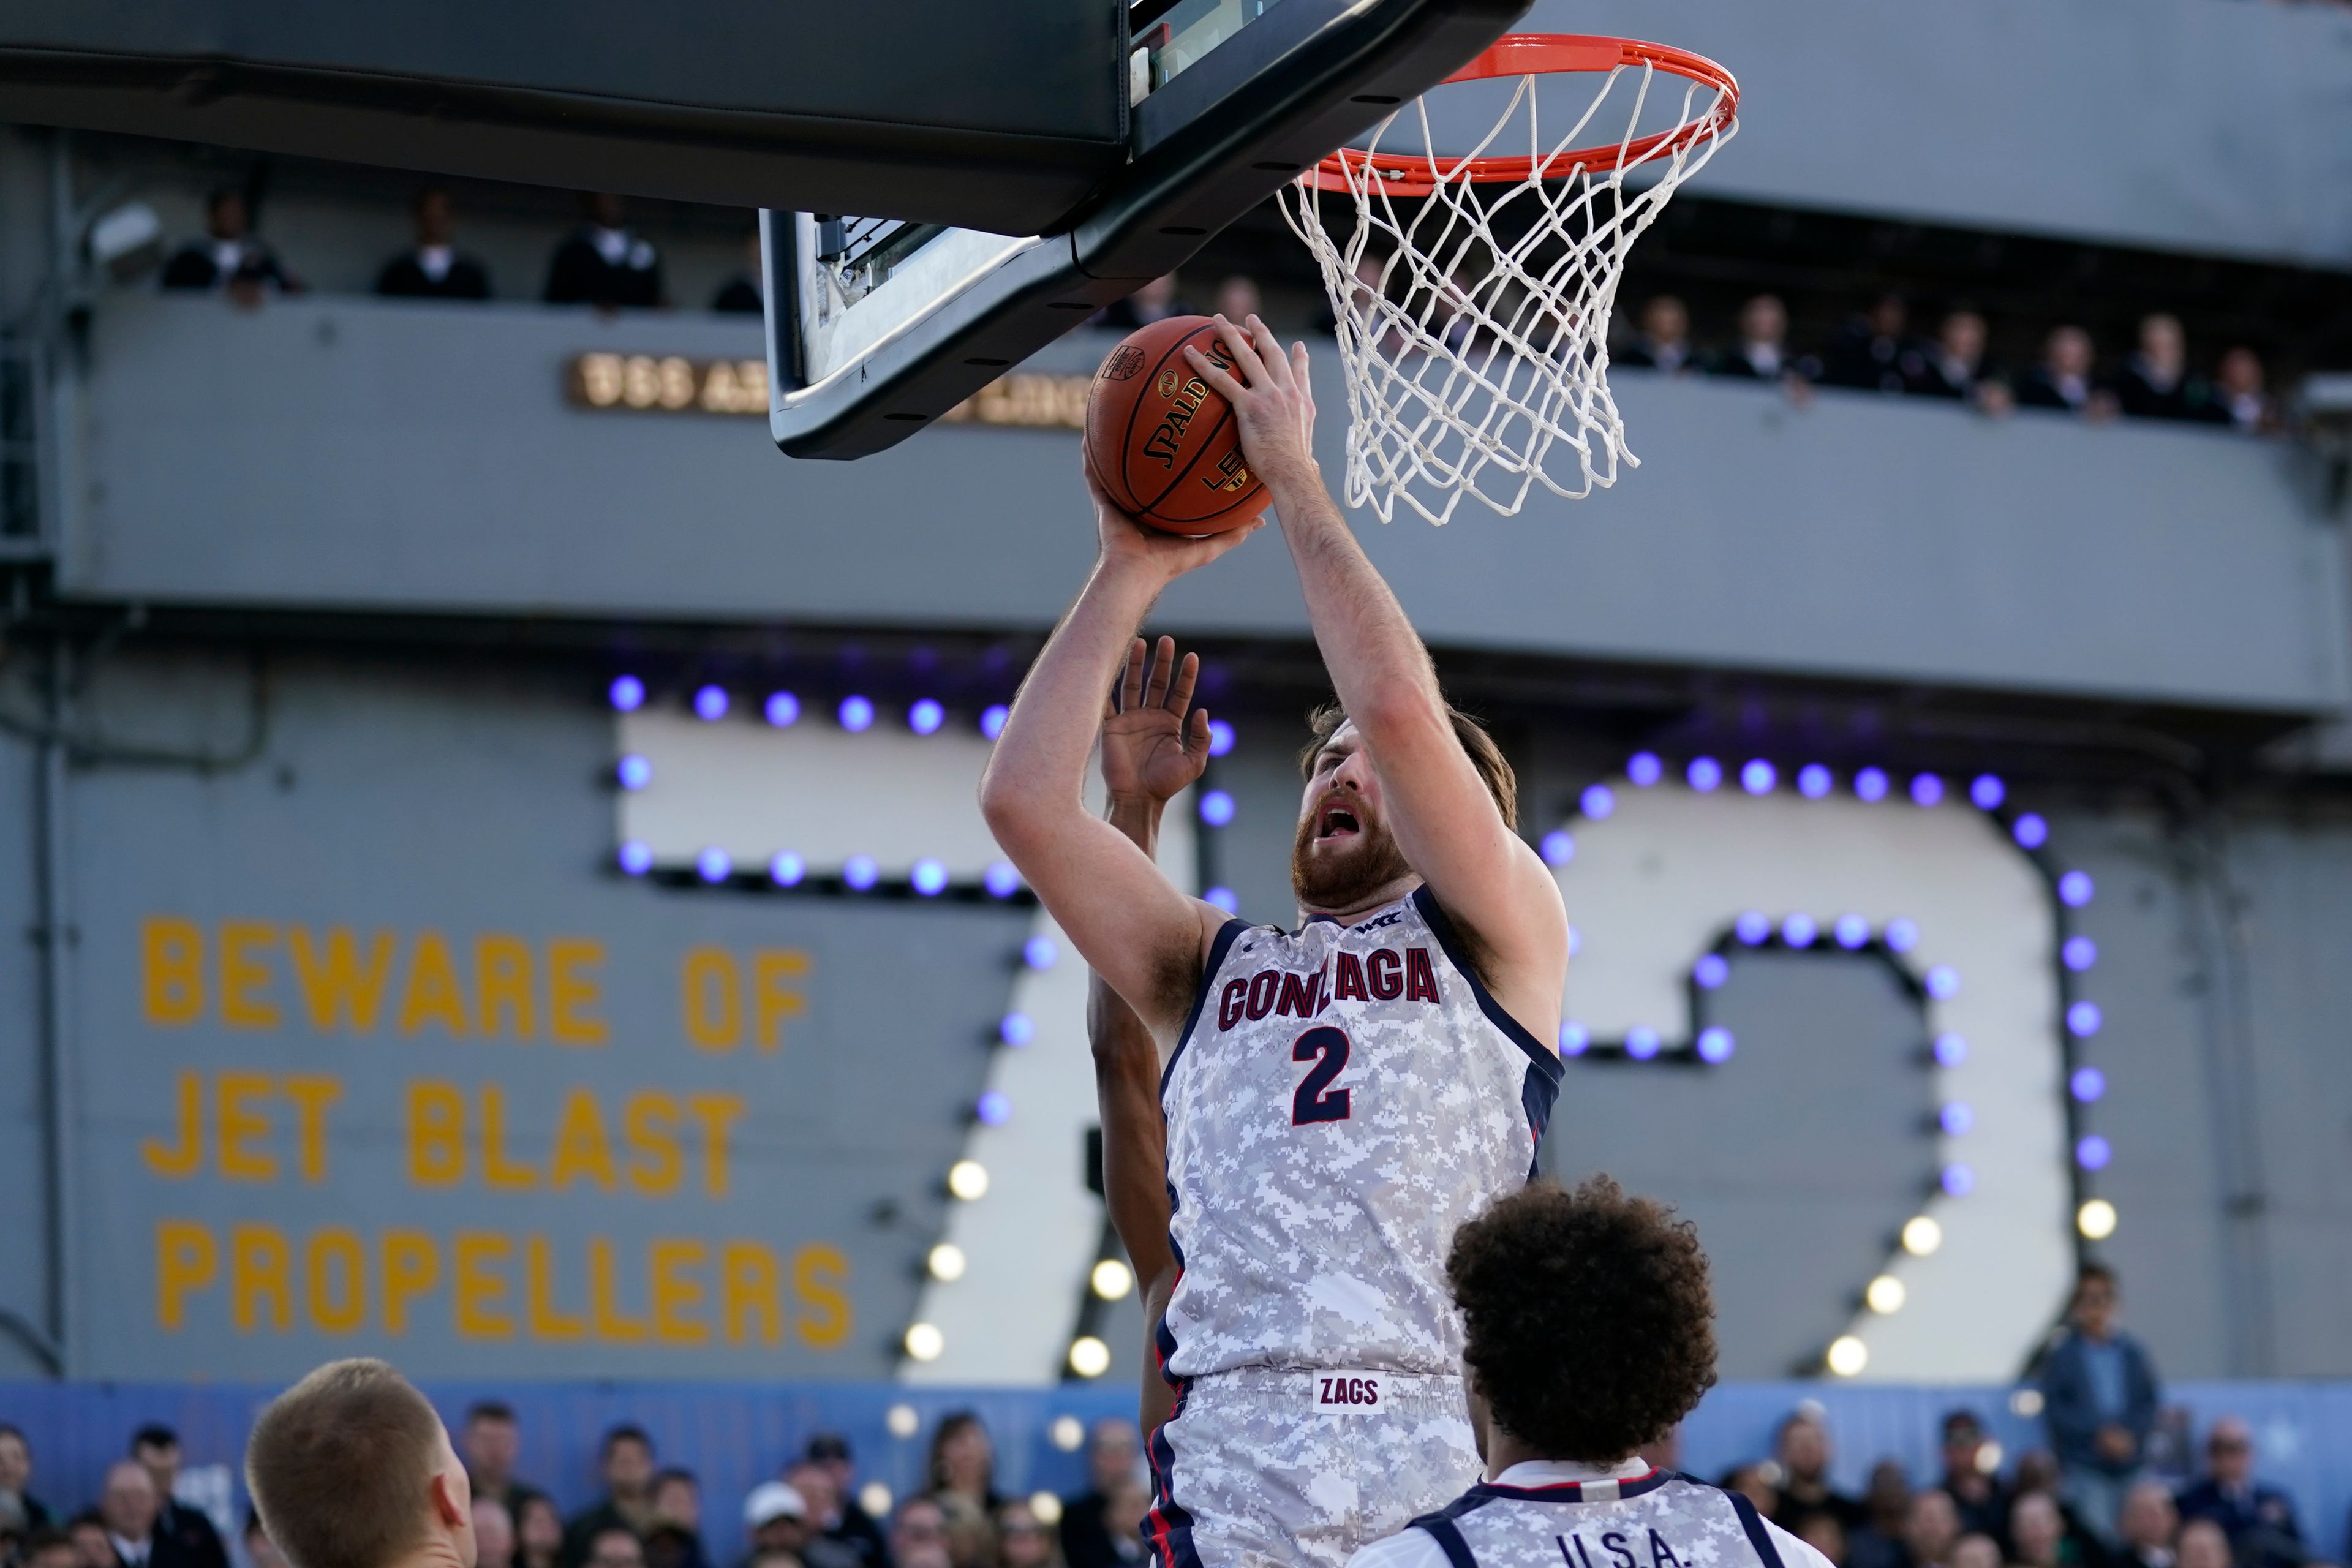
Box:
[2011,1491,2084,1568]
[1713,294,1813,389]
[926,1413,1002,1518]
[742,1483,816,1568]
[2114,314,2214,422]
[1093,1477,1148,1568]
[545,194,665,309]
[473,1499,518,1568]
[1213,276,1263,325]
[1950,1536,2000,1568]
[1719,1466,1782,1522]
[21,1528,79,1568]
[97,1461,160,1568]
[1906,311,2011,414]
[1903,1489,1962,1568]
[0,1423,49,1530]
[892,1500,951,1568]
[2176,1417,2306,1568]
[1775,1413,1868,1534]
[1790,1513,1849,1567]
[804,1437,889,1568]
[69,1512,116,1568]
[1848,1461,1915,1568]
[129,1427,227,1568]
[2038,1265,2160,1548]
[992,1502,1057,1568]
[712,232,763,314]
[1616,295,1697,374]
[2011,1452,2060,1503]
[463,1401,541,1518]
[2112,1481,2177,1568]
[1820,293,1915,393]
[561,1426,660,1568]
[647,1472,705,1568]
[160,188,303,301]
[780,1464,867,1568]
[1057,1419,1142,1568]
[2015,327,2114,420]
[518,1496,565,1568]
[1095,275,1185,331]
[376,187,492,300]
[587,1528,648,1568]
[1938,1412,2010,1542]
[2214,349,2275,434]
[2176,1521,2233,1568]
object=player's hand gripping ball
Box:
[1085,315,1268,535]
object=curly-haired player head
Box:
[1347,1180,1828,1568]
[1449,1175,1718,1464]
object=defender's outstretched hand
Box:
[1102,635,1212,810]
[1088,461,1264,576]
[1183,313,1319,494]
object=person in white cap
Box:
[740,1485,810,1568]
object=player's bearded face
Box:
[1292,785,1410,910]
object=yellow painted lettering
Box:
[526,1235,587,1340]
[407,1080,466,1186]
[218,921,282,1029]
[548,938,609,1045]
[686,1093,747,1198]
[156,1221,217,1330]
[624,1092,681,1195]
[306,1227,366,1334]
[142,916,205,1025]
[283,1076,342,1184]
[141,1071,203,1178]
[475,934,538,1039]
[382,1230,439,1334]
[287,927,394,1033]
[792,1242,852,1349]
[720,1241,781,1344]
[589,1237,646,1341]
[453,1232,514,1338]
[681,948,741,1050]
[548,1089,616,1191]
[753,950,812,1051]
[480,1085,540,1191]
[398,931,471,1036]
[230,1224,292,1332]
[216,1072,277,1182]
[650,1240,709,1345]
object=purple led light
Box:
[1885,918,1920,953]
[1970,774,2006,810]
[1580,783,1616,820]
[769,851,805,887]
[1696,1026,1735,1063]
[1023,935,1058,970]
[764,691,801,728]
[1204,886,1237,913]
[1540,829,1575,866]
[911,858,949,896]
[1693,953,1730,990]
[617,840,653,876]
[1910,773,1945,807]
[1934,1032,1968,1067]
[696,847,732,883]
[981,704,1010,740]
[976,1091,1012,1126]
[1925,965,1961,1000]
[2063,935,2098,971]
[839,695,875,732]
[1782,913,1817,948]
[1208,720,1235,757]
[1834,914,1870,950]
[843,854,880,890]
[1941,1163,1977,1197]
[1559,1022,1589,1057]
[984,861,1021,899]
[2058,870,2095,908]
[1797,763,1833,799]
[1741,760,1777,796]
[1939,1102,1974,1136]
[1687,757,1722,793]
[1624,1026,1661,1060]
[693,685,729,722]
[1855,767,1890,802]
[616,754,652,790]
[1736,911,1771,946]
[999,1013,1035,1047]
[909,699,945,736]
[2013,813,2049,850]
[2071,1066,2106,1103]
[2067,1000,2103,1038]
[609,675,646,712]
[2076,1134,2111,1171]
[1199,790,1235,827]
[1627,752,1664,787]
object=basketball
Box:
[1085,315,1267,534]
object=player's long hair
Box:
[1298,699,1517,827]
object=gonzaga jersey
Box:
[1357,1464,1827,1568]
[1157,885,1561,1379]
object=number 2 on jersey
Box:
[1291,1026,1352,1125]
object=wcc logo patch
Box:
[1101,345,1147,381]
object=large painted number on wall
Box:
[1292,1026,1353,1125]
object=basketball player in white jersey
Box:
[1351,1178,1834,1568]
[980,315,1569,1568]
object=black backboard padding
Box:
[0,0,1127,233]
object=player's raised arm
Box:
[978,478,1262,1039]
[1183,316,1567,1038]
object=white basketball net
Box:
[1283,55,1736,525]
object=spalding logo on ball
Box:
[1085,315,1268,535]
